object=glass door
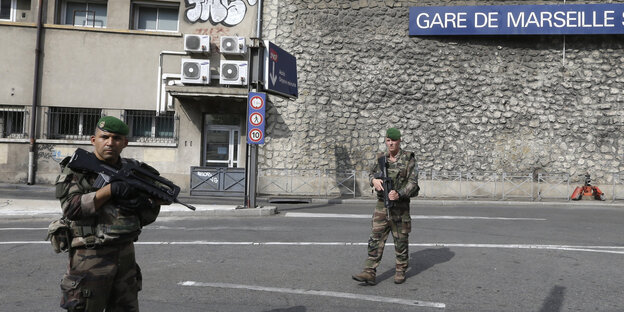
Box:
[203,125,240,167]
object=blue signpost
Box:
[264,41,298,99]
[410,4,624,36]
[247,92,266,145]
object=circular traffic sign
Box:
[249,112,263,126]
[250,96,264,110]
[248,128,263,142]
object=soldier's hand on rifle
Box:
[116,194,152,214]
[388,190,400,201]
[372,178,384,191]
[110,181,135,199]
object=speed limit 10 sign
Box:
[247,92,266,144]
[248,128,263,143]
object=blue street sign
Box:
[247,92,266,144]
[264,41,298,99]
[410,4,624,36]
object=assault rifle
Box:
[67,148,196,211]
[374,156,395,211]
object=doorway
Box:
[203,124,240,167]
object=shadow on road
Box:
[263,306,306,312]
[375,247,456,283]
[538,285,566,312]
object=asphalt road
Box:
[1,201,624,311]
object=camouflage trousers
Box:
[364,200,412,272]
[60,242,141,312]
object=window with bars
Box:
[0,106,26,139]
[125,110,176,143]
[47,107,101,140]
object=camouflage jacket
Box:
[369,149,420,202]
[55,155,158,248]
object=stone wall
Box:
[259,0,624,184]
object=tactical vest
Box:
[57,157,142,248]
[374,150,418,201]
[387,152,415,192]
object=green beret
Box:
[97,116,129,136]
[386,128,401,140]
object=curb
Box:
[309,197,624,209]
[1,183,623,212]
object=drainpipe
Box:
[256,0,263,38]
[28,0,44,185]
[157,51,187,115]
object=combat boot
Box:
[394,270,406,284]
[352,269,376,285]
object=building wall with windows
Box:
[3,0,624,192]
[0,0,260,187]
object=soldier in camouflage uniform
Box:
[55,116,165,312]
[352,128,419,285]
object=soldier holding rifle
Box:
[352,128,420,285]
[53,116,169,311]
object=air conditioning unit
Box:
[220,36,247,55]
[181,59,210,85]
[184,34,210,53]
[219,60,248,85]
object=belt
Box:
[71,225,97,237]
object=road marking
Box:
[179,281,446,308]
[284,212,546,221]
[410,243,624,255]
[0,213,546,232]
[2,241,624,255]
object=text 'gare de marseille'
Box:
[412,6,624,31]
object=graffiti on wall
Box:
[193,25,228,38]
[185,0,257,26]
[37,145,74,163]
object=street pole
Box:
[245,37,265,208]
[248,144,258,208]
[245,2,264,208]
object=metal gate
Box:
[190,167,245,196]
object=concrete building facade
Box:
[1,0,624,198]
[1,0,262,193]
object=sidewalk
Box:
[0,183,276,219]
[1,183,622,220]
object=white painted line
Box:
[284,212,546,221]
[0,241,48,244]
[3,241,624,255]
[0,211,60,216]
[411,215,546,221]
[0,228,47,230]
[285,213,370,219]
[143,241,256,245]
[179,281,446,309]
[409,243,624,254]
